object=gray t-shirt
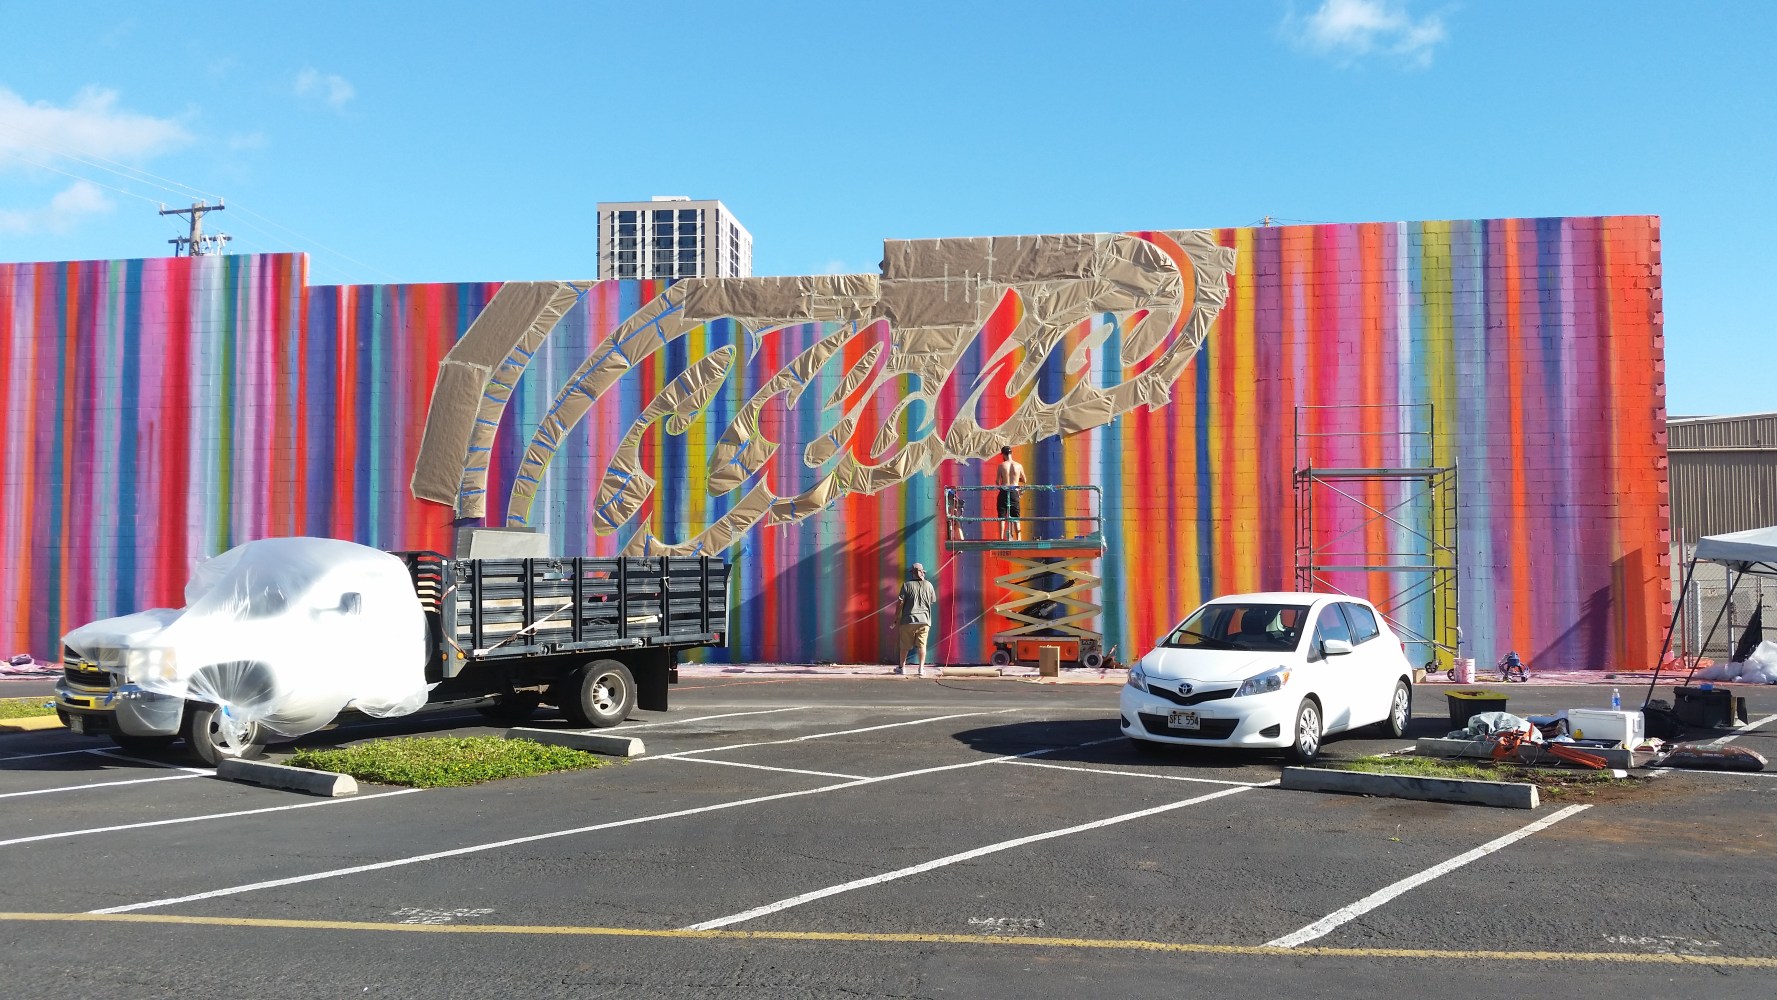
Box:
[897,580,937,625]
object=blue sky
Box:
[0,0,1770,415]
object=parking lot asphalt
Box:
[2,674,1775,999]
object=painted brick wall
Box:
[0,216,1668,670]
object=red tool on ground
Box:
[1490,729,1610,770]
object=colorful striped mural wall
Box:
[0,216,1667,671]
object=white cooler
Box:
[1567,709,1645,747]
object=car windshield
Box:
[1161,603,1310,652]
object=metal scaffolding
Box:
[1293,404,1458,671]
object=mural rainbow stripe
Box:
[0,217,1667,671]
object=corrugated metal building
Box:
[1669,413,1777,540]
[1668,413,1777,657]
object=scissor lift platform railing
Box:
[943,484,1108,669]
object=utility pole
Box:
[159,200,231,256]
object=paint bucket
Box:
[1455,658,1476,684]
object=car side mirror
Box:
[1322,638,1353,657]
[339,592,363,615]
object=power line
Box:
[0,149,163,206]
[1,121,399,281]
[159,200,230,257]
[224,201,404,283]
[0,120,222,204]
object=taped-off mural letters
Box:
[413,231,1238,556]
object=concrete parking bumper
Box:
[0,715,63,734]
[217,758,360,797]
[506,727,645,757]
[1281,765,1540,809]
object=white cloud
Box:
[295,68,355,110]
[0,180,113,235]
[0,85,191,166]
[1287,0,1448,68]
[819,260,851,274]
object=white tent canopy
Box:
[1693,525,1777,575]
[1643,524,1777,699]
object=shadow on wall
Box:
[757,513,938,665]
[1539,583,1613,671]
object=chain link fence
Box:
[1673,544,1771,661]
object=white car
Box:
[1119,592,1414,762]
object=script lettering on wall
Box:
[412,231,1236,555]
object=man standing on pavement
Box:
[896,562,938,676]
[994,445,1028,541]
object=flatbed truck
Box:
[54,552,731,765]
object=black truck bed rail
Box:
[395,552,730,678]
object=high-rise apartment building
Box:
[596,197,752,280]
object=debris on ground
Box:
[1658,743,1768,772]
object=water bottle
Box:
[1611,687,1621,711]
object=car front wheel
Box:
[1288,698,1323,764]
[1379,681,1412,739]
[182,704,265,767]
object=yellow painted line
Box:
[0,716,63,733]
[0,912,1771,967]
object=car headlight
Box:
[1127,662,1149,692]
[1235,666,1291,698]
[124,647,179,685]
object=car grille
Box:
[1139,713,1239,740]
[1148,684,1236,707]
[63,665,116,690]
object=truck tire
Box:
[476,693,543,724]
[560,660,636,729]
[110,732,178,754]
[182,703,266,767]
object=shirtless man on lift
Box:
[993,445,1028,540]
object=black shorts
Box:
[996,488,1021,518]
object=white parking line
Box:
[646,710,1016,761]
[683,783,1269,930]
[0,772,208,800]
[615,707,812,731]
[91,729,1090,914]
[1001,760,1261,787]
[0,789,423,848]
[89,750,211,775]
[667,757,865,780]
[0,747,112,763]
[1707,713,1777,747]
[1266,803,1592,948]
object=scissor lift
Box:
[943,484,1107,670]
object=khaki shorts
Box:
[898,623,930,664]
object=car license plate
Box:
[1167,711,1200,730]
[69,714,84,734]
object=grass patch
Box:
[287,736,609,789]
[1332,754,1636,796]
[0,697,57,720]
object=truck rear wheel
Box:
[182,704,266,767]
[560,660,636,729]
